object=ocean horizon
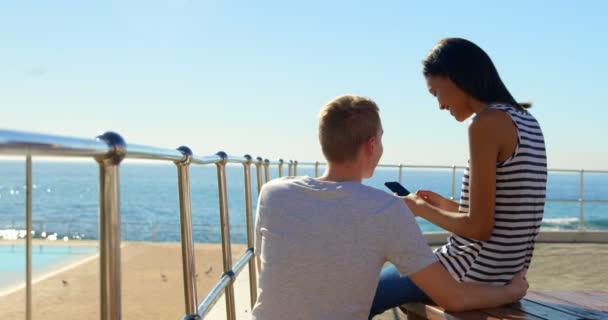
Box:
[1,160,607,244]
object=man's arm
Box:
[254,193,264,275]
[409,262,528,312]
[385,196,526,312]
[256,256,262,274]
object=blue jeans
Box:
[368,265,433,319]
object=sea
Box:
[0,160,606,244]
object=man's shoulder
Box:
[260,177,405,209]
[259,176,308,199]
[347,183,403,204]
[261,176,302,190]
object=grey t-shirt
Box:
[252,177,437,320]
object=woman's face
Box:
[425,75,474,122]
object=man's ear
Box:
[364,136,376,155]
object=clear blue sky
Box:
[1,1,606,169]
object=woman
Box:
[369,38,547,317]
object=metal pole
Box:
[314,161,319,178]
[294,160,298,176]
[398,164,403,184]
[175,146,200,319]
[25,155,32,320]
[263,159,270,183]
[215,152,236,320]
[579,169,585,232]
[278,159,284,178]
[96,132,126,320]
[255,157,264,195]
[451,165,457,200]
[288,160,293,176]
[242,155,258,308]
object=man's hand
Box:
[506,269,529,302]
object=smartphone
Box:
[384,181,411,196]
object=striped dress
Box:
[434,104,547,284]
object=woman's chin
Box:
[452,111,474,122]
[450,112,461,121]
[454,115,469,122]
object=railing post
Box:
[398,164,403,184]
[294,160,298,176]
[278,159,284,178]
[242,155,258,308]
[25,155,32,320]
[451,165,457,200]
[96,131,126,320]
[263,159,270,183]
[175,146,200,319]
[314,161,319,178]
[255,157,264,195]
[579,169,585,232]
[215,151,236,320]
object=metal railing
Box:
[0,129,263,320]
[1,128,607,320]
[300,162,608,232]
[539,168,608,231]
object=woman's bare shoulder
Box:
[469,108,514,135]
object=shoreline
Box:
[0,252,100,297]
[0,241,248,319]
[0,239,100,246]
[0,240,109,297]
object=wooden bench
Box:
[399,290,608,319]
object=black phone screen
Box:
[384,181,411,196]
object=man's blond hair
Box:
[318,95,381,163]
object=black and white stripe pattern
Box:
[434,104,547,284]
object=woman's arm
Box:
[405,110,514,241]
[415,190,459,212]
[404,196,491,239]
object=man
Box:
[252,95,527,320]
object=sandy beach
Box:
[0,241,606,319]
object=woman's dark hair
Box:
[423,38,531,110]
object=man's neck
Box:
[318,162,364,183]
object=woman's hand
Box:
[416,190,458,212]
[402,194,429,217]
[402,194,418,215]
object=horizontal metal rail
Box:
[122,143,185,162]
[0,129,110,158]
[549,168,608,174]
[546,199,608,203]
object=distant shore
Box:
[0,241,606,319]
